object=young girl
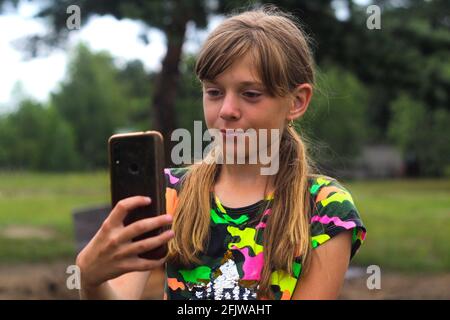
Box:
[76,6,366,300]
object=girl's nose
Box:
[219,93,241,121]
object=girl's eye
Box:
[243,91,262,99]
[206,89,222,98]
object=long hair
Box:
[168,5,318,299]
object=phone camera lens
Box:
[129,163,139,175]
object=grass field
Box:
[0,171,449,273]
[0,171,109,263]
[348,178,450,273]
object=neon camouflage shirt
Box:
[163,167,366,300]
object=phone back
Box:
[108,131,167,259]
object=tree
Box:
[0,99,79,171]
[3,0,345,166]
[2,0,447,174]
[2,0,216,166]
[388,93,450,176]
[0,45,157,172]
[116,59,154,132]
[0,0,364,166]
[51,43,129,169]
[299,65,370,172]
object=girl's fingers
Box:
[108,196,152,226]
[133,257,167,271]
[120,229,175,257]
[119,256,167,273]
[117,214,173,243]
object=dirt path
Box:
[0,260,79,300]
[340,272,450,299]
[0,260,448,299]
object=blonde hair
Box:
[168,5,318,299]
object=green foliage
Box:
[389,94,450,176]
[175,55,204,130]
[0,100,79,171]
[307,0,450,138]
[40,106,80,171]
[51,43,131,169]
[0,45,157,172]
[0,0,448,176]
[117,60,154,132]
[388,94,426,152]
[299,66,370,169]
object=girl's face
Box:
[202,54,292,159]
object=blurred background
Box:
[0,0,449,299]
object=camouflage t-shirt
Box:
[163,167,366,300]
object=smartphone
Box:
[108,131,167,260]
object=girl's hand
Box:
[75,196,174,290]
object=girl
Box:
[76,5,366,300]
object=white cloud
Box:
[0,2,53,108]
[0,1,223,112]
[0,3,167,110]
[67,15,167,72]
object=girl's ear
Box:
[287,83,313,121]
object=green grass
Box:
[0,171,109,263]
[345,178,450,273]
[0,171,449,273]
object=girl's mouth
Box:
[220,129,245,137]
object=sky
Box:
[0,0,370,113]
[0,1,222,113]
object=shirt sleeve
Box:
[309,176,366,260]
[164,167,189,216]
